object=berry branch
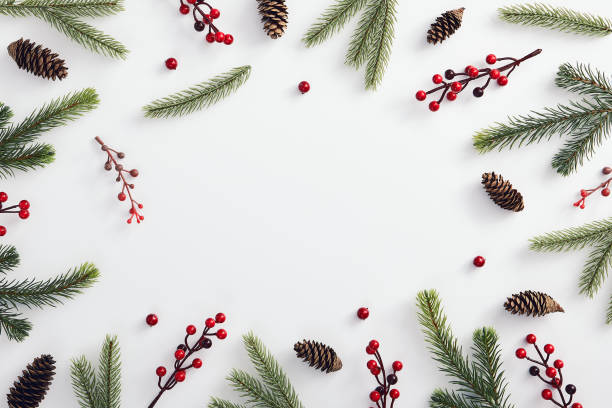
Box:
[0,192,30,236]
[366,339,402,407]
[178,0,233,45]
[95,137,143,224]
[574,166,612,208]
[416,49,542,111]
[149,313,227,408]
[515,334,581,408]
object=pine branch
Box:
[607,296,612,324]
[345,0,384,68]
[430,389,479,408]
[0,143,55,178]
[0,308,31,341]
[208,398,248,408]
[579,239,612,297]
[96,335,121,408]
[302,0,367,47]
[70,356,98,408]
[143,65,252,118]
[529,218,612,252]
[0,103,12,129]
[0,0,124,18]
[556,63,612,99]
[364,0,396,90]
[499,3,612,36]
[0,244,20,274]
[471,328,512,408]
[228,369,284,408]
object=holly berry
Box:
[603,166,612,175]
[392,361,403,371]
[298,81,310,94]
[175,349,185,360]
[447,92,457,101]
[0,226,6,236]
[486,54,497,64]
[156,366,167,377]
[205,318,216,328]
[515,348,526,359]
[432,74,443,84]
[146,314,158,326]
[565,384,577,395]
[165,58,178,70]
[541,389,553,400]
[429,101,440,112]
[224,34,234,45]
[210,8,220,18]
[450,82,462,92]
[186,0,195,3]
[19,200,29,210]
[390,389,400,399]
[194,21,206,31]
[118,192,126,201]
[206,33,215,43]
[543,344,555,354]
[465,65,475,74]
[216,329,227,339]
[416,90,427,101]
[369,391,381,402]
[175,370,186,382]
[192,358,203,368]
[602,188,610,197]
[357,307,370,320]
[179,4,190,14]
[0,192,8,202]
[186,325,197,335]
[551,377,561,388]
[367,360,377,370]
[572,404,583,408]
[554,359,564,369]
[580,189,588,197]
[489,69,500,79]
[545,367,557,378]
[370,366,381,376]
[215,312,226,323]
[366,346,375,355]
[497,76,508,86]
[368,340,379,350]
[18,209,29,219]
[526,333,537,344]
[473,256,485,267]
[473,87,484,97]
[468,67,479,78]
[215,31,225,43]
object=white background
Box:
[1,0,611,407]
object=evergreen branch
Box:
[243,332,304,408]
[430,389,479,408]
[143,65,251,118]
[0,103,13,129]
[345,0,384,68]
[228,369,284,408]
[556,63,612,98]
[0,0,123,18]
[0,244,20,274]
[529,218,612,252]
[0,308,31,341]
[0,262,99,309]
[498,3,612,36]
[208,397,248,408]
[70,356,98,408]
[364,0,396,90]
[471,328,513,408]
[579,239,612,297]
[96,335,121,408]
[302,0,367,47]
[607,296,612,324]
[0,143,55,178]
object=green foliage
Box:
[499,3,612,36]
[303,0,367,47]
[143,66,252,119]
[0,0,128,58]
[208,332,304,408]
[71,335,122,408]
[0,245,99,341]
[473,63,612,176]
[416,290,514,408]
[0,88,99,178]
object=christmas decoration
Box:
[7,38,67,80]
[95,136,143,224]
[474,62,612,176]
[0,193,30,235]
[0,88,99,178]
[530,218,612,323]
[416,49,541,111]
[7,355,55,408]
[148,313,227,408]
[573,166,612,209]
[208,332,304,408]
[165,58,177,70]
[257,0,288,39]
[0,0,128,58]
[364,339,401,407]
[481,172,525,212]
[515,334,581,408]
[146,314,158,326]
[473,256,485,267]
[143,65,251,118]
[427,8,465,44]
[504,291,564,317]
[176,0,233,45]
[417,290,514,408]
[303,0,398,90]
[357,307,369,319]
[499,4,612,36]
[298,81,310,94]
[70,335,121,408]
[0,244,98,341]
[294,340,342,373]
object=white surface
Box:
[1,0,612,407]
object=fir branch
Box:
[302,0,367,47]
[228,369,284,408]
[0,308,31,341]
[70,356,98,408]
[364,0,396,90]
[0,0,124,18]
[529,218,612,252]
[0,143,55,178]
[430,389,479,408]
[143,65,252,119]
[556,63,612,98]
[498,3,612,36]
[0,103,12,129]
[0,244,20,274]
[96,335,121,408]
[208,398,248,408]
[345,0,384,68]
[471,328,512,408]
[579,239,612,297]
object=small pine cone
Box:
[504,291,565,317]
[7,355,56,408]
[7,39,68,80]
[481,172,525,212]
[427,8,465,45]
[294,340,342,373]
[257,0,288,39]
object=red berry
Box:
[497,76,508,86]
[416,90,427,101]
[542,389,553,400]
[390,389,400,399]
[186,325,197,335]
[0,226,6,236]
[298,81,310,94]
[368,340,379,350]
[369,391,381,402]
[580,189,588,197]
[486,54,497,64]
[175,349,185,360]
[0,192,7,202]
[370,366,381,375]
[465,65,475,74]
[204,14,211,23]
[603,166,612,175]
[450,81,462,92]
[392,361,403,371]
[357,307,369,320]
[224,34,234,45]
[526,334,537,344]
[206,33,215,43]
[489,69,500,79]
[515,348,527,359]
[473,256,485,267]
[216,329,227,339]
[572,404,583,408]
[118,192,126,201]
[165,58,178,70]
[146,314,158,326]
[602,188,610,197]
[543,344,555,354]
[367,360,378,370]
[447,92,457,101]
[175,370,186,382]
[18,209,29,219]
[215,313,226,323]
[186,0,196,3]
[179,4,189,14]
[432,74,443,84]
[429,101,440,112]
[156,366,166,377]
[205,318,216,328]
[554,359,564,369]
[19,200,30,210]
[210,8,220,18]
[192,358,203,368]
[215,31,225,42]
[551,377,561,388]
[545,367,557,378]
[366,346,375,355]
[468,67,479,78]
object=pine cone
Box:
[7,39,68,81]
[504,291,564,317]
[257,0,288,39]
[294,340,342,373]
[481,172,525,212]
[427,8,465,45]
[7,355,56,408]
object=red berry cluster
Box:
[95,137,143,224]
[415,49,542,111]
[0,192,30,236]
[573,166,612,209]
[365,339,402,407]
[148,313,227,408]
[179,0,233,45]
[515,334,581,408]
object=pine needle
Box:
[0,245,20,274]
[208,398,248,408]
[70,356,98,408]
[0,0,124,18]
[143,65,252,119]
[345,0,385,69]
[607,297,612,324]
[499,3,612,36]
[556,63,612,98]
[579,240,612,298]
[96,335,121,408]
[302,0,367,47]
[364,0,396,90]
[0,308,31,341]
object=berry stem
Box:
[574,170,612,209]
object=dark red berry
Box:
[0,226,6,236]
[542,389,553,400]
[390,389,400,399]
[186,325,197,335]
[416,90,427,101]
[526,334,537,344]
[0,192,7,202]
[165,58,178,70]
[602,188,610,197]
[473,87,484,97]
[118,192,126,201]
[497,76,508,86]
[206,33,215,43]
[444,69,455,79]
[429,101,440,112]
[551,377,561,388]
[473,256,485,267]
[368,340,379,350]
[175,370,186,382]
[566,384,577,395]
[192,358,203,368]
[205,318,216,328]
[215,313,226,323]
[545,367,557,378]
[357,307,369,320]
[146,314,158,326]
[447,92,457,101]
[298,81,311,94]
[387,374,398,385]
[215,32,225,43]
[210,8,220,18]
[554,359,564,369]
[543,344,555,354]
[486,54,497,64]
[179,4,190,14]
[201,337,212,348]
[224,34,234,45]
[603,166,612,175]
[194,21,206,31]
[489,69,500,79]
[432,74,443,84]
[129,169,139,177]
[369,391,381,402]
[392,361,403,371]
[367,360,377,370]
[19,200,30,210]
[175,349,185,360]
[216,329,227,339]
[572,404,582,408]
[18,209,29,219]
[156,366,166,376]
[529,366,540,376]
[515,348,526,359]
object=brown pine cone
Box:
[257,0,288,39]
[7,38,68,80]
[504,291,564,317]
[427,8,465,45]
[481,172,525,212]
[7,355,56,408]
[294,340,342,373]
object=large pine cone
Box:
[504,291,564,317]
[294,340,342,373]
[481,172,525,212]
[7,355,56,408]
[7,38,68,80]
[427,8,465,45]
[257,0,288,39]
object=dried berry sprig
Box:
[95,136,143,224]
[573,166,612,209]
[0,192,30,236]
[148,313,227,408]
[366,339,402,407]
[178,0,234,45]
[416,49,542,111]
[515,333,582,408]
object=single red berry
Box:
[224,34,234,45]
[368,340,379,350]
[192,358,203,368]
[18,200,30,210]
[165,58,178,70]
[542,389,553,400]
[554,359,564,369]
[367,360,378,370]
[175,370,186,382]
[465,65,475,74]
[390,389,400,399]
[369,391,381,402]
[370,366,381,376]
[486,54,497,64]
[0,192,7,202]
[210,8,220,18]
[603,166,612,175]
[366,346,375,355]
[429,101,440,112]
[432,74,443,84]
[515,348,527,359]
[572,403,583,408]
[175,349,186,360]
[497,76,508,86]
[473,256,485,267]
[447,92,457,101]
[206,33,215,43]
[415,90,427,101]
[146,314,158,326]
[18,209,29,219]
[468,67,479,78]
[129,169,139,177]
[216,328,227,339]
[118,192,126,201]
[156,366,166,377]
[545,367,557,378]
[298,81,310,94]
[489,69,500,79]
[205,318,216,328]
[543,344,555,354]
[215,312,226,323]
[392,361,403,371]
[215,31,225,42]
[450,81,462,92]
[204,14,211,22]
[602,188,610,197]
[580,203,585,209]
[357,307,369,320]
[580,189,588,197]
[186,0,196,3]
[551,377,561,388]
[179,4,190,14]
[526,334,537,344]
[0,226,6,236]
[186,325,197,335]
